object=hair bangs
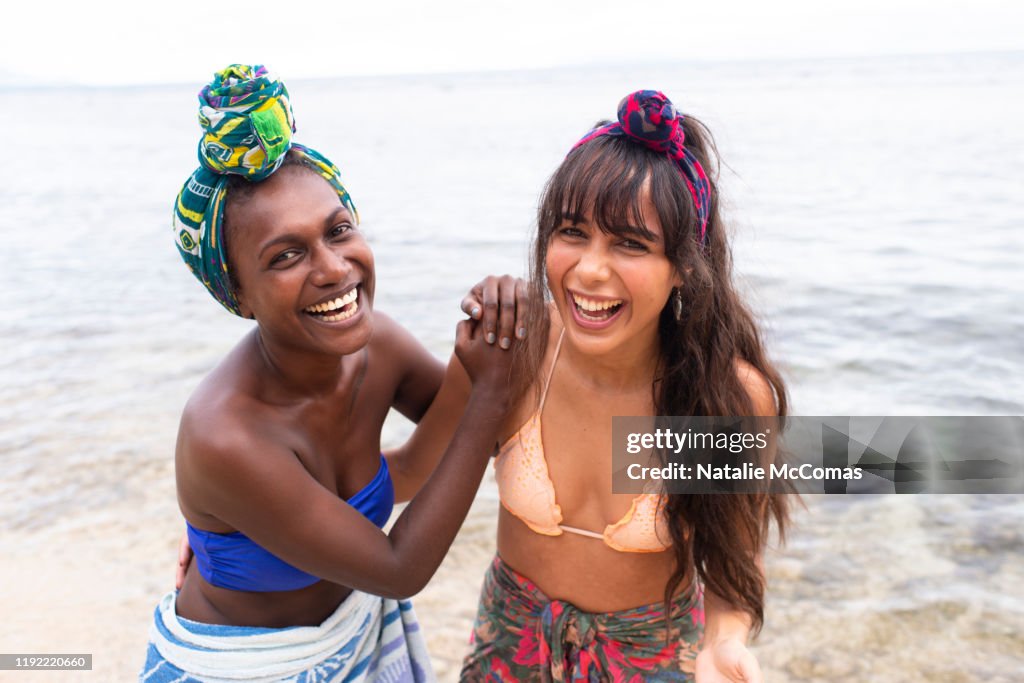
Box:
[543,136,663,244]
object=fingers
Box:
[460,295,482,320]
[175,531,192,590]
[496,275,517,350]
[460,282,484,320]
[464,275,526,349]
[514,278,530,341]
[479,277,500,345]
[457,317,486,345]
[455,318,473,346]
[178,532,192,564]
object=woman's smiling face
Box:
[545,187,681,357]
[226,164,375,356]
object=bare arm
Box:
[697,586,763,683]
[386,353,472,502]
[695,361,778,682]
[174,280,528,587]
[701,575,758,645]
[375,312,446,426]
[368,312,453,503]
[180,319,512,599]
[386,275,529,502]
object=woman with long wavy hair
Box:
[460,91,792,682]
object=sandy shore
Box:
[1,474,1021,682]
[0,464,499,683]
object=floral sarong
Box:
[460,556,704,682]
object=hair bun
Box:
[195,64,296,180]
[616,90,684,158]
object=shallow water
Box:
[0,52,1022,680]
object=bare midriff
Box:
[176,565,352,629]
[496,507,677,614]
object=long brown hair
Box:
[513,118,792,633]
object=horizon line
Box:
[3,48,1021,90]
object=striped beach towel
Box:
[140,590,435,682]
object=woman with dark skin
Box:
[172,160,516,626]
[143,65,527,682]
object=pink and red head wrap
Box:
[573,90,712,245]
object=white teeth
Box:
[321,299,359,322]
[572,293,623,312]
[305,288,359,314]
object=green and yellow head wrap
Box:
[173,64,358,315]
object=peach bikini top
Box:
[494,330,672,553]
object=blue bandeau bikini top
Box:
[186,456,394,592]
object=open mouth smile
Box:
[569,290,626,327]
[303,286,360,323]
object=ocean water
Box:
[1,52,1022,680]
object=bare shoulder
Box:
[176,384,333,538]
[367,310,430,356]
[734,358,778,417]
[175,354,294,524]
[367,310,405,348]
[370,310,444,421]
[177,384,280,483]
[368,310,438,372]
[178,336,275,454]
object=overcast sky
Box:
[3,0,1022,85]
